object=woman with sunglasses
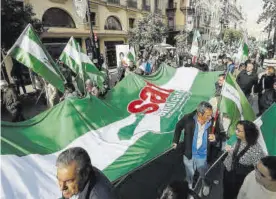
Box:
[222,120,266,199]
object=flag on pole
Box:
[7,24,65,92]
[220,74,275,156]
[59,37,105,92]
[127,47,136,65]
[191,30,201,64]
[220,73,256,138]
[237,32,249,62]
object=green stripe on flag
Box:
[220,73,255,137]
[10,47,64,92]
[7,24,65,92]
[259,103,276,155]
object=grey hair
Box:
[197,101,212,115]
[56,147,93,190]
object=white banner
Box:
[116,45,129,68]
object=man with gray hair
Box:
[56,147,117,199]
[172,101,218,197]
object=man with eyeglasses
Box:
[237,156,276,199]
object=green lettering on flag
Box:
[7,24,65,92]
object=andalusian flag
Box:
[7,24,65,92]
[237,32,249,62]
[220,73,275,155]
[127,47,136,65]
[220,73,256,137]
[191,30,201,64]
[59,37,105,91]
[1,65,222,198]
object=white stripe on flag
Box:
[221,82,244,119]
[254,117,268,155]
[1,68,199,199]
[18,35,59,76]
[80,52,93,65]
[63,44,82,66]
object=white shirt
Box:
[238,171,276,199]
[69,194,79,199]
[196,122,206,149]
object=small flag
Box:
[7,24,65,92]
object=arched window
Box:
[104,16,122,30]
[42,8,76,28]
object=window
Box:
[104,16,122,30]
[129,18,135,29]
[42,8,76,28]
[143,0,150,10]
[86,12,96,26]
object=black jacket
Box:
[195,63,209,72]
[236,71,258,97]
[60,167,117,199]
[173,111,219,162]
[255,74,275,93]
[184,63,193,67]
[259,89,276,113]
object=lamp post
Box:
[86,0,100,69]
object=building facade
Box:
[24,0,167,69]
[166,0,223,44]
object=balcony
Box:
[107,0,120,5]
[127,0,137,9]
[167,2,177,10]
[142,4,151,12]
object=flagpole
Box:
[86,0,99,69]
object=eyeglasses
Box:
[236,128,244,133]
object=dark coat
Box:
[60,167,117,199]
[184,63,193,68]
[195,63,209,72]
[173,111,220,163]
[255,74,275,93]
[236,70,258,97]
[259,89,276,114]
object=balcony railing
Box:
[107,0,120,5]
[127,0,137,9]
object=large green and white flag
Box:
[220,73,256,137]
[59,37,105,91]
[220,74,275,155]
[1,65,222,198]
[7,24,65,92]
